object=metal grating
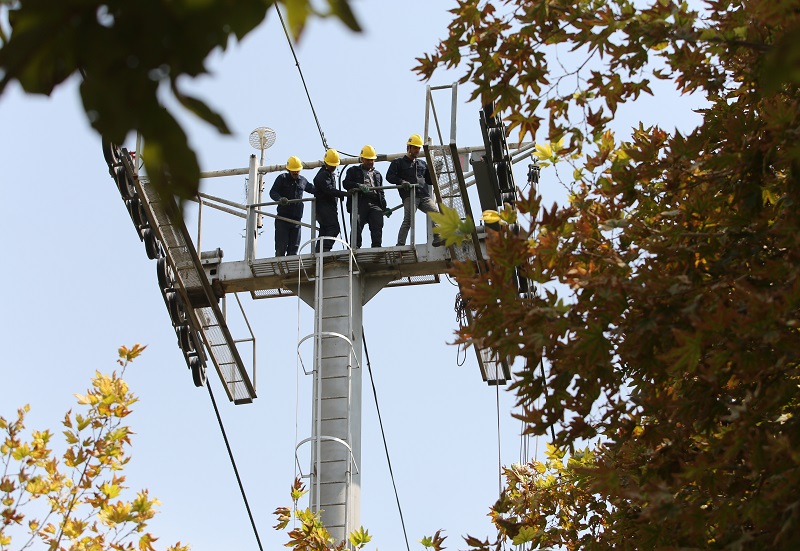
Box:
[427,144,481,264]
[252,288,295,299]
[247,247,433,298]
[386,274,440,287]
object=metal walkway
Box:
[116,149,257,404]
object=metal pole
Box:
[450,83,458,144]
[308,264,363,543]
[245,155,258,263]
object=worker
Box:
[386,133,445,247]
[268,156,315,256]
[313,148,347,252]
[343,144,388,248]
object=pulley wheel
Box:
[176,324,194,353]
[113,166,128,198]
[156,258,174,292]
[165,291,186,326]
[489,127,504,163]
[137,200,150,231]
[496,162,511,193]
[188,354,207,387]
[126,197,143,229]
[142,228,160,260]
[102,140,120,169]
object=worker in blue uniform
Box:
[386,133,445,247]
[314,148,347,252]
[343,145,388,248]
[269,155,315,256]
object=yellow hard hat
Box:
[286,156,303,171]
[360,145,377,160]
[407,133,424,147]
[323,148,340,167]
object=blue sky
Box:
[0,2,704,549]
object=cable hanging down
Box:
[206,383,265,551]
[361,329,412,551]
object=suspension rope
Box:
[274,4,329,151]
[495,376,503,496]
[361,329,411,551]
[206,382,265,551]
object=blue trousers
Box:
[275,218,301,256]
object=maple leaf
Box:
[428,204,475,246]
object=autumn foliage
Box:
[0,345,189,551]
[419,0,800,548]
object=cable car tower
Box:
[102,84,535,545]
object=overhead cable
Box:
[496,375,502,495]
[362,329,412,551]
[206,383,265,551]
[274,4,329,152]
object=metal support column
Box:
[297,249,364,544]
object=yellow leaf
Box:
[25,477,49,495]
[74,394,92,405]
[11,443,31,460]
[533,142,553,160]
[482,210,502,224]
[290,486,308,502]
[118,343,147,363]
[101,482,122,499]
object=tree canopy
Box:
[419,0,800,548]
[0,0,360,200]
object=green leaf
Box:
[171,83,231,135]
[348,526,372,549]
[327,0,362,32]
[511,525,538,545]
[428,204,475,246]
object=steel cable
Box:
[361,329,412,551]
[206,382,265,551]
[274,5,329,152]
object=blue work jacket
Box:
[314,167,346,207]
[386,155,433,200]
[343,165,387,213]
[269,172,314,221]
